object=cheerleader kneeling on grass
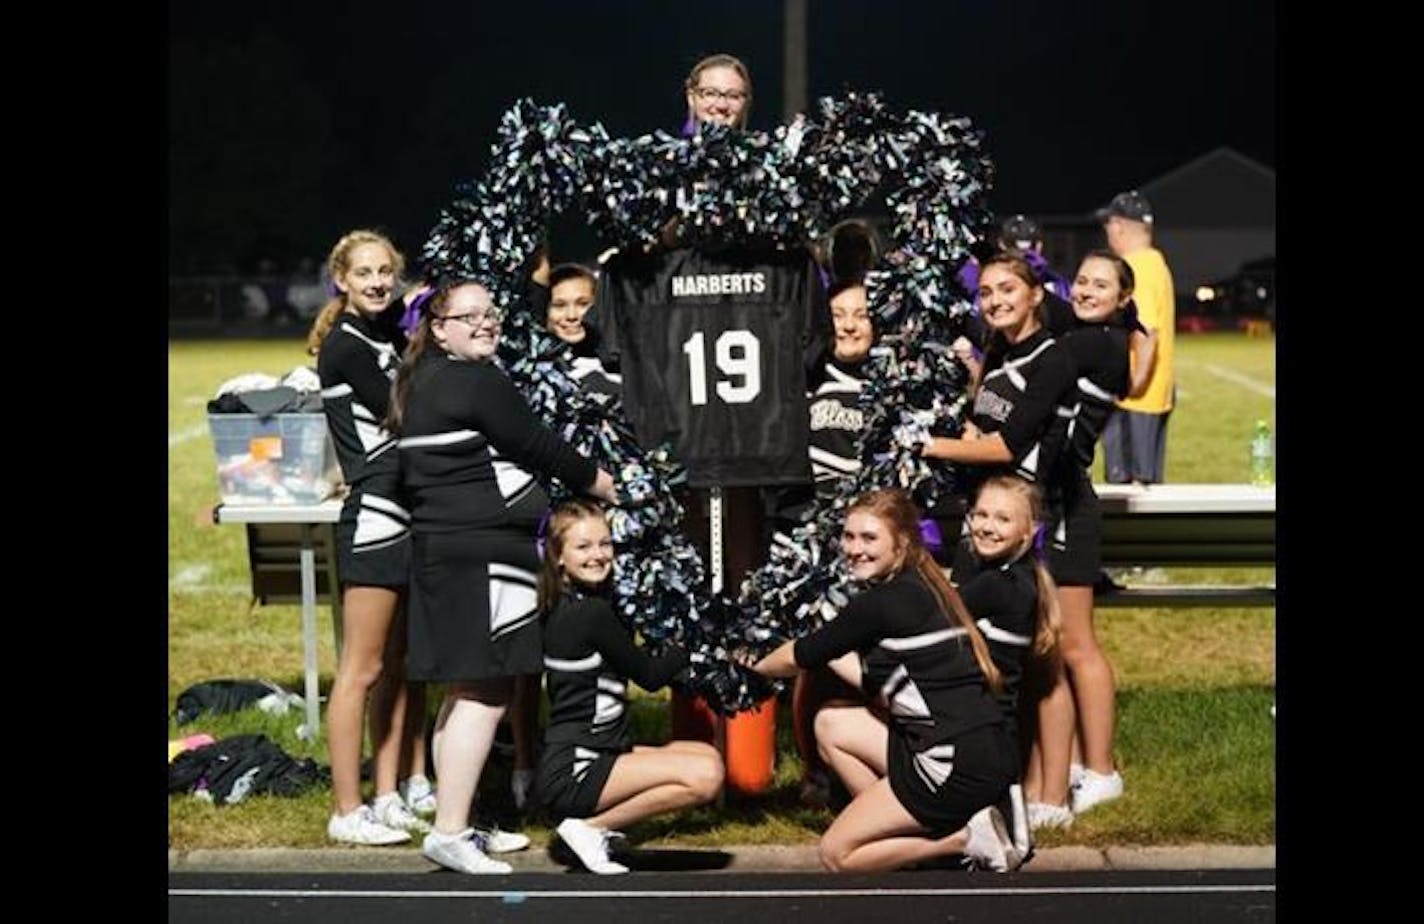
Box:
[535,500,725,874]
[742,488,1025,873]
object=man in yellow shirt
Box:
[1095,191,1175,484]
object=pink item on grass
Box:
[168,733,217,763]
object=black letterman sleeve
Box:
[998,345,1076,458]
[465,363,598,491]
[328,335,396,418]
[793,581,915,668]
[580,598,689,690]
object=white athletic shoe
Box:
[327,805,411,846]
[556,818,629,874]
[963,806,1024,872]
[400,774,437,817]
[422,828,514,875]
[1027,801,1075,830]
[372,792,432,834]
[1070,769,1124,815]
[473,825,531,854]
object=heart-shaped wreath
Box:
[420,93,994,712]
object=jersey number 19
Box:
[682,329,762,405]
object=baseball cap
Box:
[1094,190,1154,225]
[999,214,1042,251]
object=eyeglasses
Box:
[693,86,747,103]
[439,309,503,327]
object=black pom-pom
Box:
[418,94,995,713]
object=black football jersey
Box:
[593,245,827,487]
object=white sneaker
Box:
[511,769,535,811]
[556,818,629,874]
[473,825,531,854]
[963,806,1023,872]
[400,775,437,817]
[422,828,514,874]
[373,792,432,834]
[1027,801,1075,830]
[1069,763,1086,791]
[327,805,411,846]
[1070,768,1124,815]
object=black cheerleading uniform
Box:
[529,278,624,400]
[950,544,1040,747]
[535,591,689,818]
[769,355,867,531]
[806,357,868,489]
[1051,322,1133,476]
[1040,320,1132,585]
[317,310,411,587]
[397,352,598,681]
[793,569,1016,835]
[566,326,624,400]
[488,282,556,532]
[971,327,1076,486]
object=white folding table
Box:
[214,499,343,738]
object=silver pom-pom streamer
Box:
[419,94,994,712]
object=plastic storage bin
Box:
[208,413,338,505]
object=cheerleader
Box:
[744,490,1023,873]
[386,280,617,874]
[536,500,724,874]
[546,262,622,398]
[1024,250,1142,826]
[949,474,1063,847]
[310,229,431,845]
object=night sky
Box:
[168,0,1275,272]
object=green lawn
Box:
[168,332,1276,849]
[1094,332,1276,484]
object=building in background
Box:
[1041,147,1275,329]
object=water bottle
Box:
[1249,420,1273,486]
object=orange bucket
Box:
[671,689,777,795]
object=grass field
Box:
[168,331,1275,850]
